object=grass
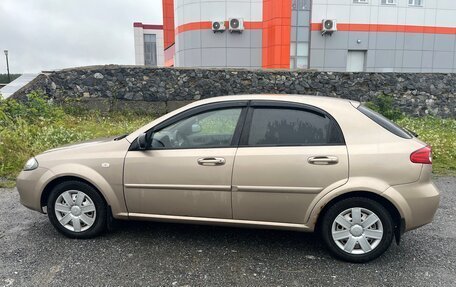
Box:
[0,92,455,187]
[0,92,152,187]
[397,117,456,175]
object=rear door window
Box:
[244,107,344,146]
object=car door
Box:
[124,101,247,219]
[232,101,349,224]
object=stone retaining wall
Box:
[11,65,456,117]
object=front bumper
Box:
[16,167,53,213]
[383,179,440,232]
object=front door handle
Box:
[308,156,339,165]
[197,157,226,166]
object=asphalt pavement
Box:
[1,177,455,287]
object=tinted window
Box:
[246,108,344,146]
[151,108,242,149]
[357,105,412,139]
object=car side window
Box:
[246,108,344,146]
[151,108,242,149]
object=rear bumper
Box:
[383,179,440,232]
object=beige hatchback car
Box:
[17,95,439,262]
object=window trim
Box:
[238,100,346,147]
[130,100,346,151]
[129,101,249,151]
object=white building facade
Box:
[134,0,456,72]
[134,23,165,67]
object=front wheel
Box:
[47,181,107,239]
[320,197,394,263]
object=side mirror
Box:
[191,123,202,133]
[137,133,148,150]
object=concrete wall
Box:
[311,0,456,72]
[11,66,456,117]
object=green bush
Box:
[366,94,404,121]
[397,117,456,174]
[0,91,152,184]
[0,91,64,124]
[0,74,21,83]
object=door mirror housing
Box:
[137,133,148,150]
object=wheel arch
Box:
[37,162,128,217]
[315,191,404,244]
[40,176,108,209]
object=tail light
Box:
[410,146,432,164]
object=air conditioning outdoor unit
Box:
[212,21,226,33]
[229,18,244,33]
[321,19,337,35]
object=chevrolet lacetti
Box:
[17,95,439,262]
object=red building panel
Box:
[262,0,292,69]
[162,0,175,66]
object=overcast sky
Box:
[0,0,162,74]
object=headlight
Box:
[23,157,39,171]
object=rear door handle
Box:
[308,156,339,165]
[197,157,226,166]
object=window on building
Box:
[144,34,157,66]
[353,0,368,3]
[292,0,311,11]
[290,42,308,69]
[290,58,296,69]
[381,0,397,5]
[296,42,308,68]
[408,0,423,6]
[296,57,308,69]
[290,43,297,57]
[296,43,308,57]
[290,0,310,70]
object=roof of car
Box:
[193,94,359,106]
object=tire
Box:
[320,197,394,263]
[47,181,107,239]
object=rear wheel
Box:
[320,197,394,263]
[47,181,107,238]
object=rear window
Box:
[357,105,413,139]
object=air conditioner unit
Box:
[212,21,226,33]
[321,19,337,35]
[229,18,244,33]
